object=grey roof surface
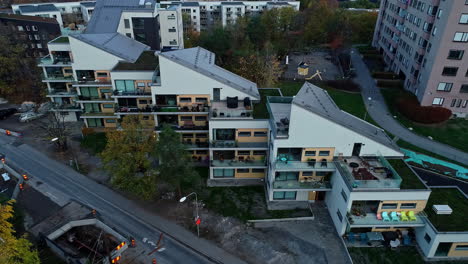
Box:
[18,4,58,13]
[85,0,156,34]
[160,47,260,99]
[293,82,399,150]
[181,2,199,7]
[70,33,150,62]
[267,2,290,5]
[221,2,244,5]
[80,1,96,7]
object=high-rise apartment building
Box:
[373,0,468,117]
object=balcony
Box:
[111,90,152,98]
[42,74,74,82]
[336,155,402,189]
[267,97,293,139]
[38,55,71,66]
[51,104,80,111]
[211,160,266,168]
[210,140,268,149]
[273,180,331,190]
[155,125,209,131]
[348,212,426,227]
[46,90,77,97]
[275,160,336,172]
[72,79,112,87]
[210,100,253,119]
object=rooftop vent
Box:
[433,204,452,215]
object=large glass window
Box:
[447,50,464,60]
[442,67,458,76]
[273,191,296,200]
[80,87,99,98]
[214,129,235,140]
[213,169,234,178]
[84,103,100,113]
[436,82,453,92]
[132,18,145,29]
[382,203,398,209]
[115,80,135,92]
[275,172,299,181]
[87,118,103,127]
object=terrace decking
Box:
[349,212,426,227]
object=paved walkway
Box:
[350,49,468,166]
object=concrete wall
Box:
[415,222,468,259]
[69,37,122,71]
[159,8,184,49]
[325,170,352,235]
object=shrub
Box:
[397,98,452,124]
[377,79,403,89]
[325,80,361,92]
[362,53,383,60]
[81,127,95,136]
[372,72,400,80]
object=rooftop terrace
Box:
[387,159,426,189]
[425,188,468,232]
[113,50,159,71]
[50,36,69,44]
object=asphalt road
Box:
[411,166,468,195]
[0,134,245,264]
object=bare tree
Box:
[42,112,70,151]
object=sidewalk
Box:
[350,48,468,166]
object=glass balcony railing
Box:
[275,160,336,171]
[42,74,74,81]
[273,180,331,190]
[211,160,266,167]
[211,140,268,148]
[348,212,426,227]
[52,104,80,110]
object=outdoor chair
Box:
[408,211,417,221]
[376,213,382,220]
[400,211,409,221]
[360,233,368,245]
[390,211,399,221]
[382,212,391,221]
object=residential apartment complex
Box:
[373,0,468,117]
[11,0,96,27]
[160,1,300,31]
[0,13,61,57]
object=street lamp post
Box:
[364,97,372,121]
[51,137,79,171]
[179,192,200,237]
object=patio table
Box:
[367,232,384,241]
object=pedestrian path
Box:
[350,49,468,165]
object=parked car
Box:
[19,112,42,122]
[0,108,17,120]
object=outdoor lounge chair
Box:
[400,211,409,221]
[391,211,399,221]
[376,213,382,220]
[408,211,417,221]
[382,211,391,221]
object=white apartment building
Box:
[160,1,300,31]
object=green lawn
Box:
[424,188,468,232]
[348,247,462,264]
[80,132,107,154]
[388,159,426,189]
[381,88,468,153]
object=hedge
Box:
[397,98,452,124]
[372,72,400,80]
[325,80,361,92]
[377,79,404,89]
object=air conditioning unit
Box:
[432,205,452,215]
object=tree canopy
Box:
[0,200,40,264]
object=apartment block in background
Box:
[161,1,300,31]
[373,0,468,117]
[0,13,61,57]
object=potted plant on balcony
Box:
[212,108,218,117]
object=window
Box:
[168,27,176,33]
[400,203,417,209]
[437,82,453,92]
[167,14,176,20]
[305,151,316,156]
[179,97,192,102]
[126,33,132,38]
[431,26,437,36]
[460,85,468,93]
[460,14,468,24]
[26,26,30,31]
[238,131,251,137]
[32,25,38,31]
[105,119,116,123]
[432,97,444,106]
[451,99,457,107]
[195,133,207,138]
[447,50,464,60]
[64,69,73,74]
[196,150,208,155]
[36,43,42,48]
[195,97,207,103]
[236,168,249,173]
[132,18,144,29]
[237,150,250,156]
[424,233,431,243]
[103,104,114,108]
[213,169,234,178]
[273,191,296,200]
[455,245,468,251]
[17,26,24,31]
[254,131,267,137]
[96,72,108,77]
[194,116,207,121]
[463,100,468,108]
[453,32,468,42]
[180,116,192,121]
[252,168,265,173]
[442,67,458,76]
[382,203,398,209]
[340,189,347,202]
[124,19,130,28]
[336,210,343,222]
[437,9,442,19]
[302,171,313,176]
[275,172,298,181]
[253,150,266,156]
[318,151,330,156]
[115,80,135,92]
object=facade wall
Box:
[69,37,123,71]
[376,199,427,213]
[325,170,352,235]
[159,8,184,49]
[415,222,468,259]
